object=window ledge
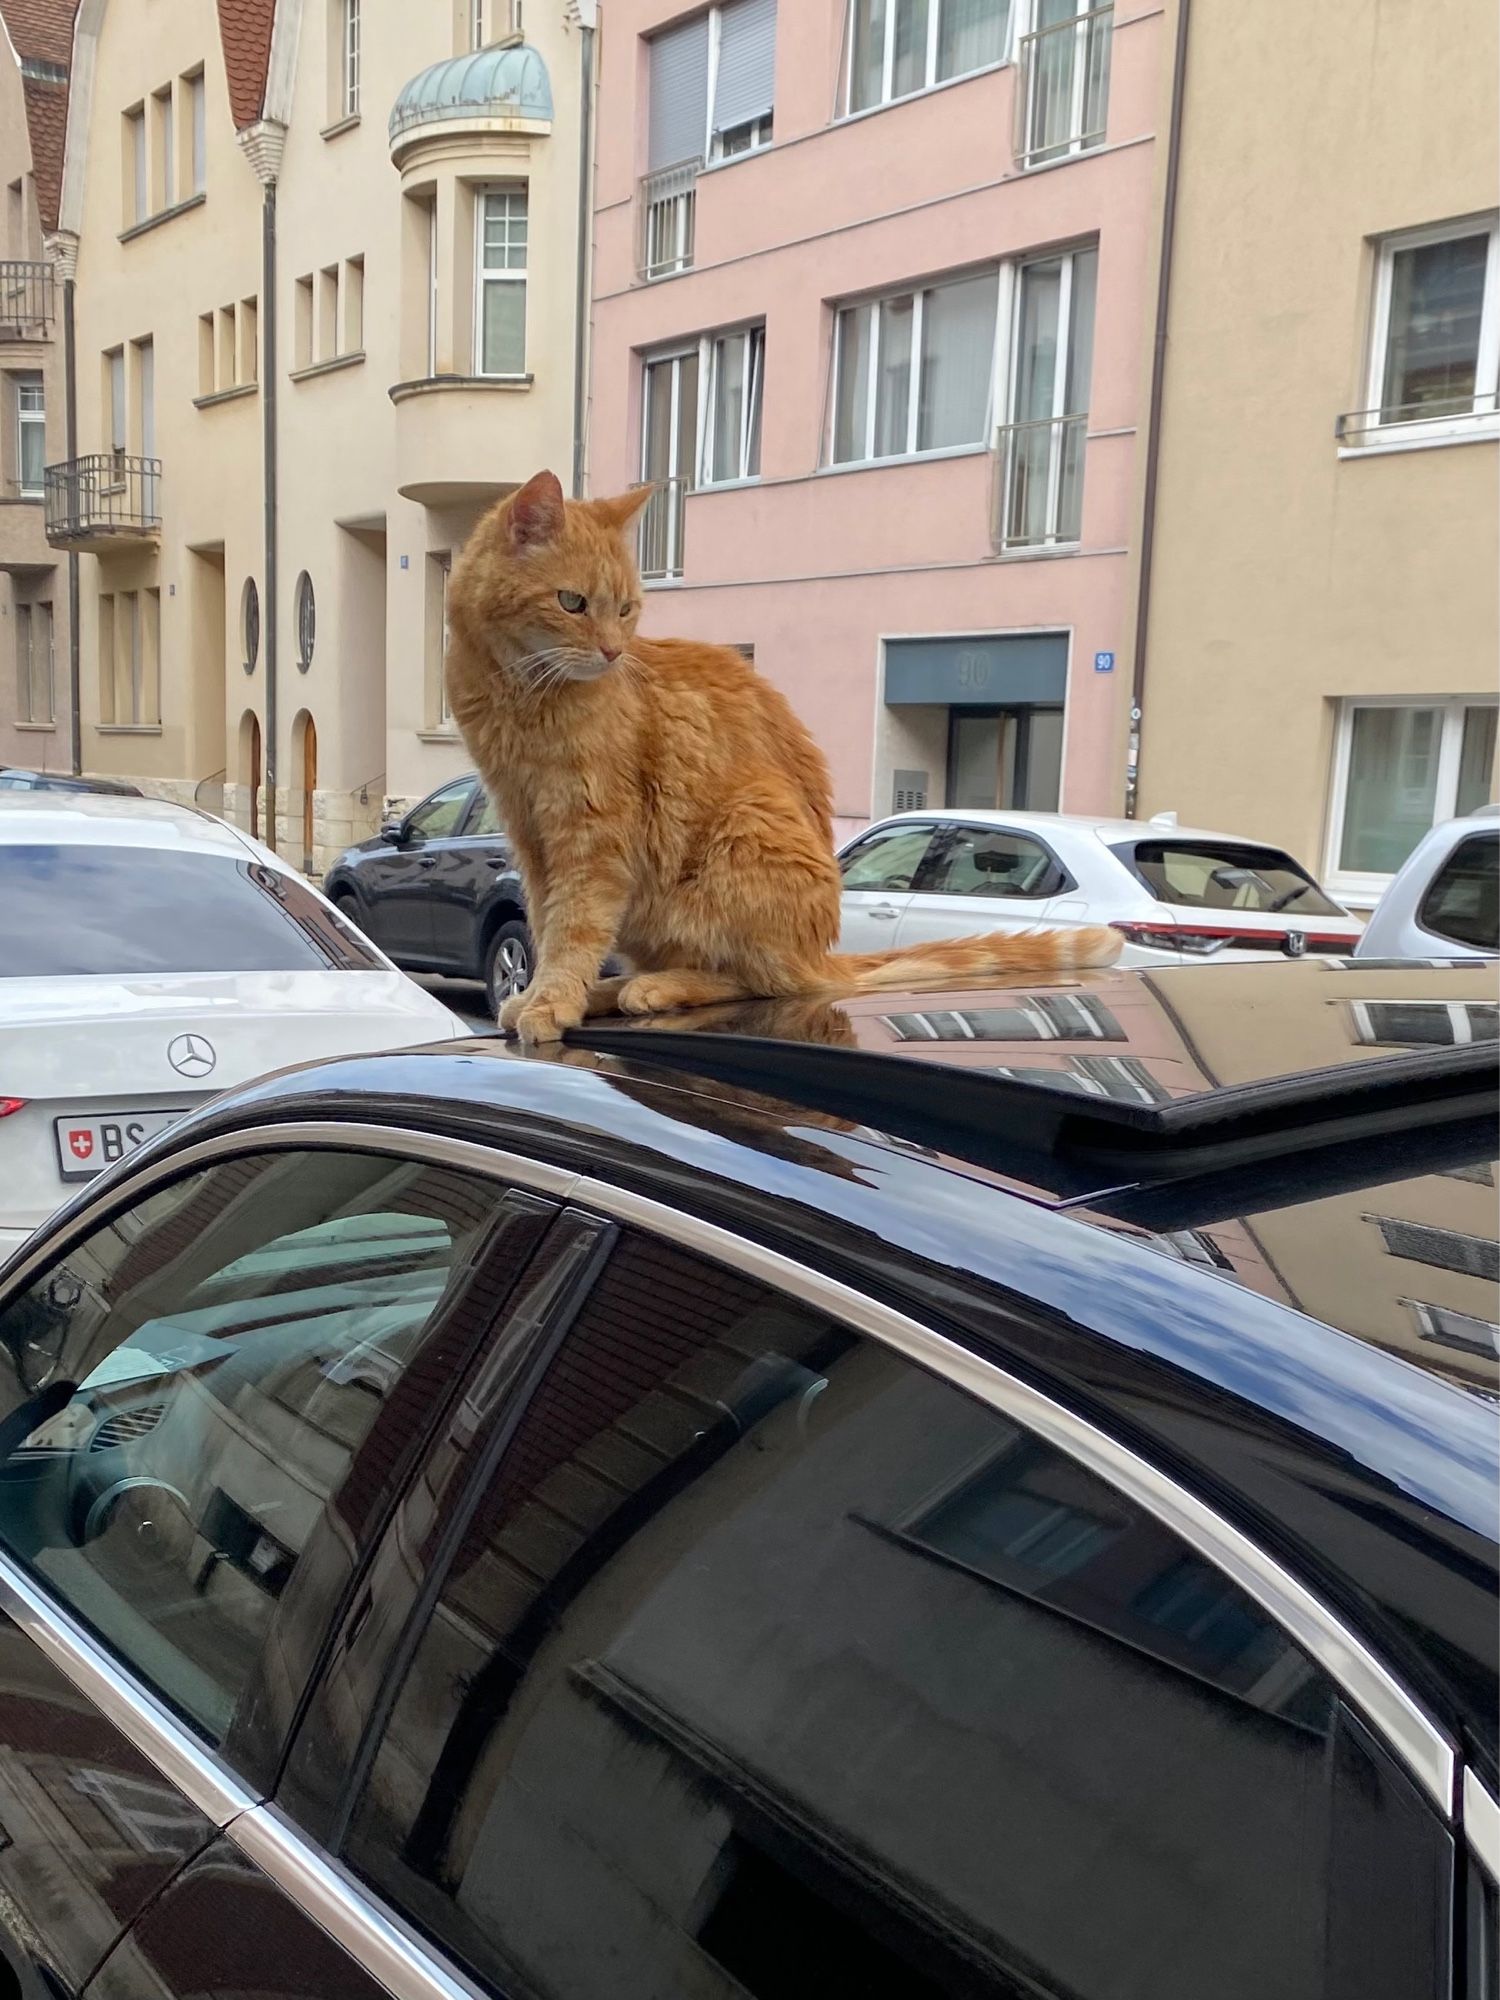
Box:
[389,372,534,403]
[817,443,990,478]
[321,113,362,141]
[642,575,685,590]
[118,191,206,243]
[1337,423,1499,461]
[94,723,162,735]
[698,144,774,179]
[833,60,1009,131]
[695,475,762,494]
[990,541,1084,562]
[0,494,43,507]
[290,351,366,384]
[416,728,461,744]
[13,720,56,732]
[193,382,258,410]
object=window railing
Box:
[1014,5,1113,168]
[637,476,690,580]
[44,453,163,547]
[0,259,55,337]
[637,159,698,282]
[992,413,1087,550]
[1335,389,1500,447]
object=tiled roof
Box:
[21,74,67,229]
[215,0,275,129]
[0,0,74,67]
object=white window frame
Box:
[426,200,439,376]
[472,0,524,47]
[641,341,703,486]
[473,185,527,379]
[15,374,44,497]
[342,0,361,119]
[1362,214,1500,446]
[841,0,1012,118]
[701,324,765,485]
[828,264,1003,468]
[992,242,1094,548]
[1324,694,1500,904]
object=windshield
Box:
[1113,841,1345,917]
[1,846,383,977]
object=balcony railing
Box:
[637,159,698,282]
[637,476,689,580]
[1015,5,1113,168]
[45,454,163,550]
[1335,389,1500,448]
[0,260,55,338]
[992,413,1087,550]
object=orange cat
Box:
[445,469,1121,1044]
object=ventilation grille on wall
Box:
[893,769,929,812]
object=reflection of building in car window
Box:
[881,993,1125,1043]
[1347,998,1498,1046]
[1406,1299,1500,1361]
[990,1053,1171,1103]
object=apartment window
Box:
[1328,698,1498,888]
[996,243,1097,547]
[1370,1215,1498,1284]
[153,86,174,210]
[843,0,1009,115]
[294,261,363,372]
[648,2,777,170]
[125,106,147,225]
[106,346,126,462]
[1407,1301,1500,1363]
[471,0,522,46]
[343,255,364,354]
[188,68,206,192]
[426,199,438,374]
[1015,0,1112,167]
[427,551,453,726]
[705,325,764,482]
[1360,216,1500,439]
[640,347,698,579]
[197,298,259,400]
[295,274,315,370]
[342,0,361,117]
[100,588,158,728]
[475,187,527,376]
[15,600,53,723]
[15,373,43,496]
[832,265,999,463]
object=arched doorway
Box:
[291,709,317,874]
[238,710,262,841]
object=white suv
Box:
[838,811,1362,965]
[1354,807,1499,960]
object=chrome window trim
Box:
[1465,1767,1500,1885]
[0,1116,1458,1827]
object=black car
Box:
[324,774,534,1013]
[0,767,143,796]
[0,958,1492,2000]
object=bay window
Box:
[1328,697,1498,894]
[843,0,1010,116]
[475,186,527,377]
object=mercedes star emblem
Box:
[167,1033,217,1079]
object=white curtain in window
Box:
[937,0,1008,80]
[649,15,711,169]
[918,271,997,448]
[714,0,777,135]
[833,305,873,461]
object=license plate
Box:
[55,1110,188,1182]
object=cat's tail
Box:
[814,924,1124,994]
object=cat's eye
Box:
[557,590,587,614]
[619,601,636,617]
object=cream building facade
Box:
[46,0,591,870]
[1130,0,1499,908]
[0,0,73,775]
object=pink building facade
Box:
[587,0,1165,838]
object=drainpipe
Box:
[1124,0,1191,818]
[62,267,81,775]
[260,178,279,850]
[570,0,599,497]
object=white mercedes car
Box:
[0,793,469,1264]
[838,810,1363,965]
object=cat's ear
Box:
[587,484,654,534]
[506,470,566,551]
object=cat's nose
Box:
[599,645,622,663]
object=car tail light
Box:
[0,1099,25,1119]
[1110,921,1362,958]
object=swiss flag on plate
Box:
[67,1130,93,1160]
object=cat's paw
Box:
[497,988,531,1034]
[509,983,585,1045]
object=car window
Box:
[1419,831,1498,950]
[337,1230,1439,2000]
[0,775,32,789]
[407,780,475,841]
[467,790,505,839]
[0,848,384,978]
[0,1150,519,1747]
[1116,839,1343,915]
[927,825,1062,898]
[839,822,937,891]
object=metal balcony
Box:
[637,159,698,281]
[992,414,1087,550]
[1015,5,1113,169]
[1335,389,1500,448]
[45,454,162,552]
[0,260,54,339]
[637,475,689,581]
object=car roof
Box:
[0,789,275,863]
[857,808,1305,848]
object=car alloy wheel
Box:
[485,921,534,1014]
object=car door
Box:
[363,777,476,964]
[431,786,514,976]
[277,1220,1458,2000]
[0,1140,557,1995]
[837,821,944,952]
[895,821,1068,949]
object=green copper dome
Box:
[389,43,553,144]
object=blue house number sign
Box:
[1094,651,1116,674]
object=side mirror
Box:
[380,816,407,845]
